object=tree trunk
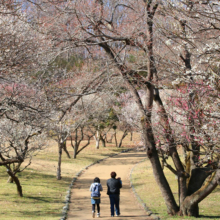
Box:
[108,133,114,143]
[114,130,118,147]
[118,130,128,148]
[62,141,71,158]
[142,126,179,215]
[7,163,21,183]
[96,140,99,149]
[180,202,199,217]
[143,66,179,214]
[7,176,13,183]
[73,143,78,159]
[94,130,100,149]
[103,133,107,143]
[180,170,219,216]
[57,143,62,180]
[7,169,23,197]
[100,134,106,147]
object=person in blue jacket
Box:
[107,171,122,217]
[90,177,103,218]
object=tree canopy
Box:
[0,0,219,216]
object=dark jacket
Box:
[107,178,122,195]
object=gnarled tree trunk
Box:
[7,169,23,197]
[180,171,219,216]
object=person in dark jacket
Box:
[107,171,122,217]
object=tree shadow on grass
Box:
[130,182,146,187]
[21,169,72,183]
[24,196,60,203]
[0,170,72,202]
[199,215,220,219]
[83,152,146,162]
[12,209,61,218]
[113,152,146,158]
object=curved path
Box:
[67,151,154,220]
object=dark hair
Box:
[111,172,116,178]
[94,177,100,183]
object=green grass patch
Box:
[0,167,65,220]
[131,160,220,220]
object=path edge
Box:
[129,157,160,220]
[60,148,132,220]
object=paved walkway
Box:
[67,151,154,220]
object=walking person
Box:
[90,177,103,218]
[107,171,122,217]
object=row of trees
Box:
[0,8,131,191]
[0,0,220,217]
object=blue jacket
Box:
[90,182,103,198]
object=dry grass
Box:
[0,132,138,220]
[131,158,220,220]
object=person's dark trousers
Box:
[92,204,100,213]
[109,194,120,216]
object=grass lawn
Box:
[131,158,220,220]
[0,132,138,220]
